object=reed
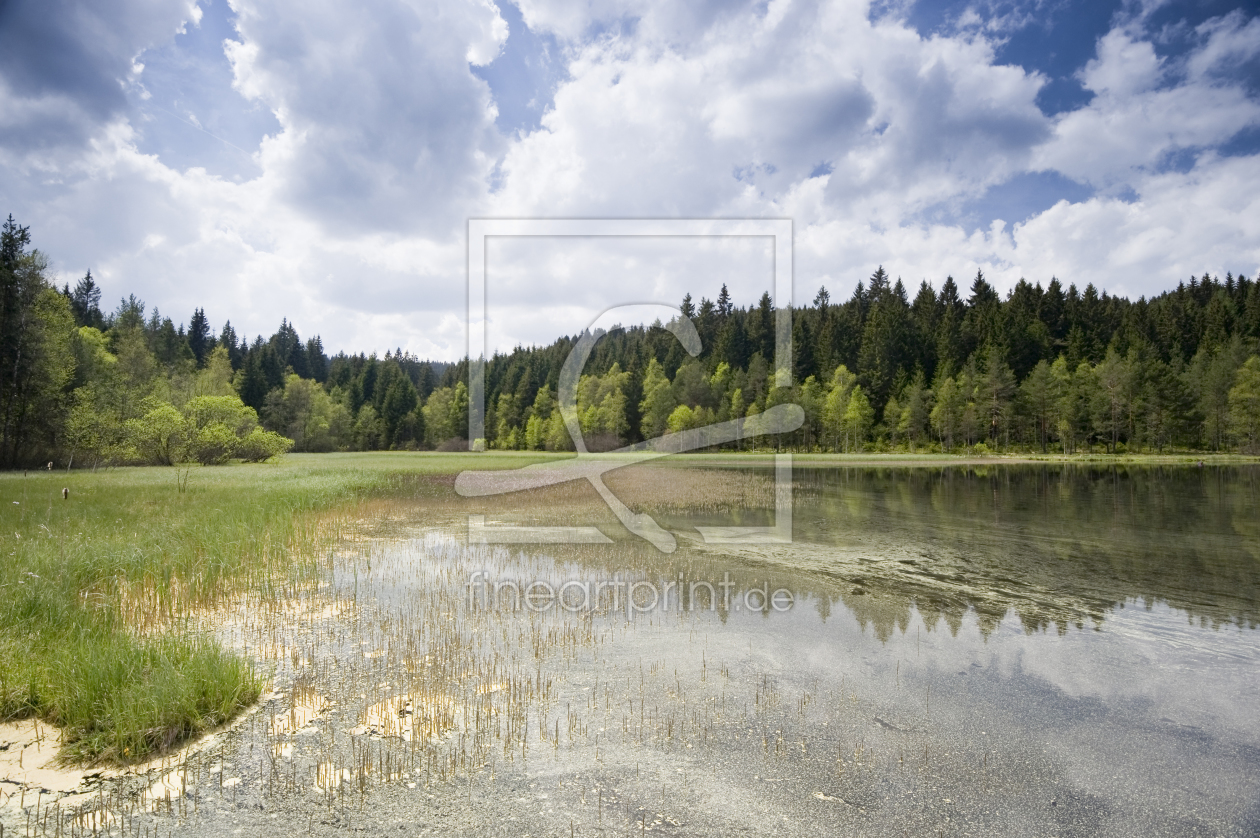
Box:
[0,452,549,763]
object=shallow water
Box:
[17,463,1260,836]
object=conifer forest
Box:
[3,214,1259,469]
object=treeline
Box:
[473,267,1260,456]
[0,216,450,468]
[3,213,1260,468]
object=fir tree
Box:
[188,308,211,367]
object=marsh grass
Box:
[6,454,1253,837]
[0,452,557,763]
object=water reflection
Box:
[28,463,1258,837]
[668,464,1260,637]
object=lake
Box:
[92,463,1260,836]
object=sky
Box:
[2,0,1259,358]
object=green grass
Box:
[0,451,555,763]
[2,447,1249,764]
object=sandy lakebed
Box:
[3,461,1259,836]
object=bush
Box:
[120,395,293,465]
[124,400,188,465]
[184,395,259,436]
[188,422,239,465]
[236,428,293,462]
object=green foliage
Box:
[125,400,188,466]
[2,453,549,761]
[236,427,294,462]
[187,422,240,465]
[576,362,631,448]
[666,404,697,434]
[930,374,963,452]
[638,358,676,440]
[422,385,457,446]
[822,365,858,451]
[842,386,875,452]
[4,215,1260,462]
[0,224,77,467]
[1228,356,1260,454]
[897,372,931,452]
[116,391,286,466]
[263,373,349,452]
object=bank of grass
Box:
[644,450,1260,468]
[0,452,555,763]
[4,449,1252,764]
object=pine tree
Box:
[755,291,774,361]
[909,281,940,381]
[1020,359,1057,452]
[858,270,910,409]
[1245,282,1260,339]
[188,308,211,367]
[219,322,241,368]
[976,346,1016,447]
[680,293,695,319]
[0,217,76,466]
[930,373,963,453]
[235,353,269,412]
[306,336,329,383]
[962,269,1001,360]
[1092,348,1131,452]
[897,372,931,452]
[69,270,105,329]
[793,311,817,382]
[935,277,964,377]
[717,283,733,317]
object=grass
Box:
[2,447,1250,765]
[0,452,556,763]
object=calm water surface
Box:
[73,464,1260,837]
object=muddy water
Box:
[12,463,1260,836]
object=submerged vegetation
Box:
[0,453,550,762]
[5,457,1257,835]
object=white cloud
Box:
[1186,10,1260,80]
[0,0,201,154]
[2,0,1259,358]
[1082,29,1165,98]
[224,0,507,235]
[1009,154,1260,296]
[1035,20,1260,187]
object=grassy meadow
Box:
[0,452,555,763]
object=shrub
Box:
[236,427,293,462]
[188,422,239,465]
[184,395,259,436]
[124,400,188,465]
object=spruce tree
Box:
[188,308,211,367]
[70,270,105,329]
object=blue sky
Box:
[1,0,1258,356]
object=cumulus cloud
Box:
[1035,21,1260,187]
[496,0,1049,225]
[0,0,1258,357]
[0,0,200,154]
[225,0,507,235]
